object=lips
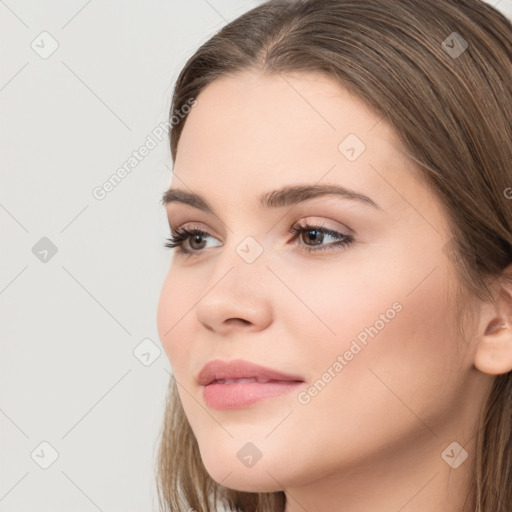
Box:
[197,359,304,386]
[198,359,305,410]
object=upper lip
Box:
[197,359,304,386]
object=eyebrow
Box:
[161,184,383,214]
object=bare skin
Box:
[157,70,512,512]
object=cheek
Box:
[282,245,463,411]
[297,240,461,365]
[156,267,195,368]
[295,257,464,430]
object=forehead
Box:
[172,70,424,215]
[178,69,403,149]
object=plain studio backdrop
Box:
[1,1,511,511]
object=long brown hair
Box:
[156,1,512,510]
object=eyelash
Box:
[164,222,354,255]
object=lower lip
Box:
[203,381,304,410]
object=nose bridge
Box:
[194,232,274,331]
[212,231,270,292]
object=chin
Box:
[205,465,285,493]
[198,443,287,493]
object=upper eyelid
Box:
[169,217,353,234]
[171,219,353,242]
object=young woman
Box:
[156,1,512,510]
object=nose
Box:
[195,251,274,335]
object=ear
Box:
[474,268,512,376]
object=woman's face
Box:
[157,71,488,495]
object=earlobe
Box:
[474,281,512,376]
[474,324,512,376]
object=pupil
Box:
[307,229,323,245]
[191,234,205,249]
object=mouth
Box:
[198,359,305,410]
[211,377,300,384]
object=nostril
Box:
[226,318,251,327]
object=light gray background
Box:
[1,1,511,511]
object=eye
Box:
[164,225,220,254]
[288,221,354,252]
[164,221,354,255]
